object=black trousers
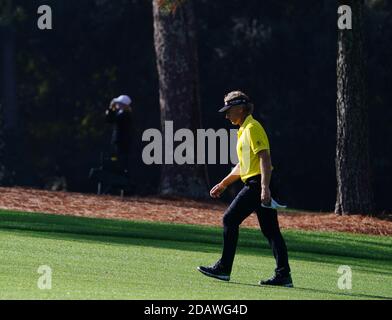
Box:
[220,175,291,276]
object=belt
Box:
[245,175,261,185]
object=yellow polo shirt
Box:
[237,115,271,182]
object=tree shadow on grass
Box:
[1,210,392,275]
[227,281,392,300]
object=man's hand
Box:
[210,165,240,199]
[109,100,119,111]
[261,186,271,206]
[210,183,227,198]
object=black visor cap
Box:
[218,98,249,113]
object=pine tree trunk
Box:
[152,0,209,199]
[335,0,374,215]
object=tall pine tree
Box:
[152,0,209,198]
[335,0,374,215]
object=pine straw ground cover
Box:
[0,187,391,236]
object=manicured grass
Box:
[0,209,391,300]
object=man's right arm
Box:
[221,163,241,187]
[210,163,241,198]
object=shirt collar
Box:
[238,115,254,135]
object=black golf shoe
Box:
[197,261,230,281]
[259,274,294,288]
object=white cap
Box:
[112,95,132,106]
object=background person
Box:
[105,95,133,175]
[197,90,293,287]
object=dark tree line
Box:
[0,0,391,213]
[1,0,21,185]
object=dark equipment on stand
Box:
[89,152,130,198]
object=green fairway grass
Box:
[0,209,391,300]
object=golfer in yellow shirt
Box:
[197,91,293,287]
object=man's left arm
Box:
[258,149,272,205]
